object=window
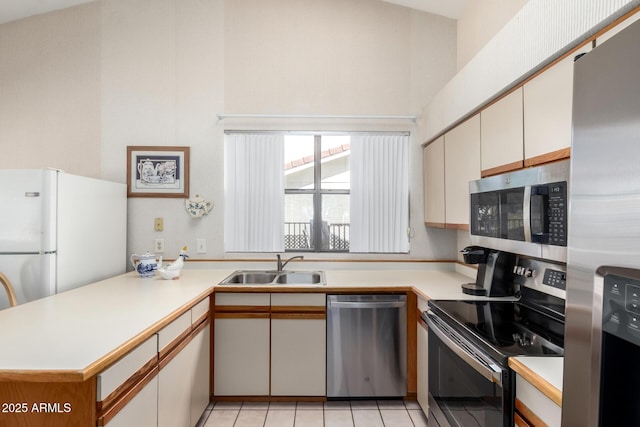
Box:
[284,134,350,252]
[224,131,409,254]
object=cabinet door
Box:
[189,324,210,425]
[515,375,561,427]
[214,317,270,396]
[158,344,192,427]
[106,375,158,427]
[416,318,429,416]
[596,12,640,47]
[444,114,481,228]
[423,136,445,227]
[271,317,326,396]
[480,88,523,175]
[523,49,588,166]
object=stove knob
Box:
[513,266,535,277]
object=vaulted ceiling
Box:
[0,0,468,25]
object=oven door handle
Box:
[425,310,503,386]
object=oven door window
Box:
[429,328,508,427]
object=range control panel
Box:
[543,269,567,290]
[513,257,566,300]
[603,273,640,346]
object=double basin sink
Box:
[219,270,326,286]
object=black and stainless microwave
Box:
[469,160,569,262]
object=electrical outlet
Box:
[154,217,164,232]
[155,238,165,253]
[196,238,207,254]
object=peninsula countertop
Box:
[0,267,473,381]
[0,264,561,403]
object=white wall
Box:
[456,0,528,71]
[0,3,101,177]
[0,0,458,261]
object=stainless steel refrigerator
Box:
[0,169,126,310]
[563,18,640,427]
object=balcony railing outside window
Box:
[284,222,349,251]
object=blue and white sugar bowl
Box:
[130,251,161,278]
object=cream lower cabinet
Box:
[271,293,326,396]
[214,292,326,397]
[158,300,212,427]
[416,297,429,416]
[514,374,561,427]
[97,296,211,427]
[158,342,192,427]
[214,293,271,396]
[97,335,159,427]
[106,375,159,427]
[189,323,211,424]
[157,322,210,427]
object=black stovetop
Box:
[427,293,565,363]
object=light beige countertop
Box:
[0,264,562,400]
[0,269,223,381]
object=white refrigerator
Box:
[0,169,127,310]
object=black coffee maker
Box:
[460,246,516,296]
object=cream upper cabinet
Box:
[596,12,640,47]
[444,114,481,228]
[480,88,523,175]
[523,47,588,165]
[423,136,445,227]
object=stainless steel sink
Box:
[219,270,326,286]
[220,271,278,284]
[276,271,323,284]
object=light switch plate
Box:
[196,239,207,254]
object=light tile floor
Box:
[198,400,428,427]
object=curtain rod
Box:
[217,113,417,123]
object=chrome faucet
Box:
[276,254,304,272]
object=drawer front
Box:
[191,298,209,324]
[157,311,191,352]
[215,292,270,306]
[97,335,158,401]
[271,293,325,307]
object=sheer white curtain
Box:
[350,134,409,253]
[224,133,285,252]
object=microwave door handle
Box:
[523,185,532,242]
[425,311,503,385]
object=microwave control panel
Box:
[547,182,567,246]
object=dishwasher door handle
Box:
[328,301,406,309]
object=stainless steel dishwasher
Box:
[326,294,407,398]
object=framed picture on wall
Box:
[127,146,190,198]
